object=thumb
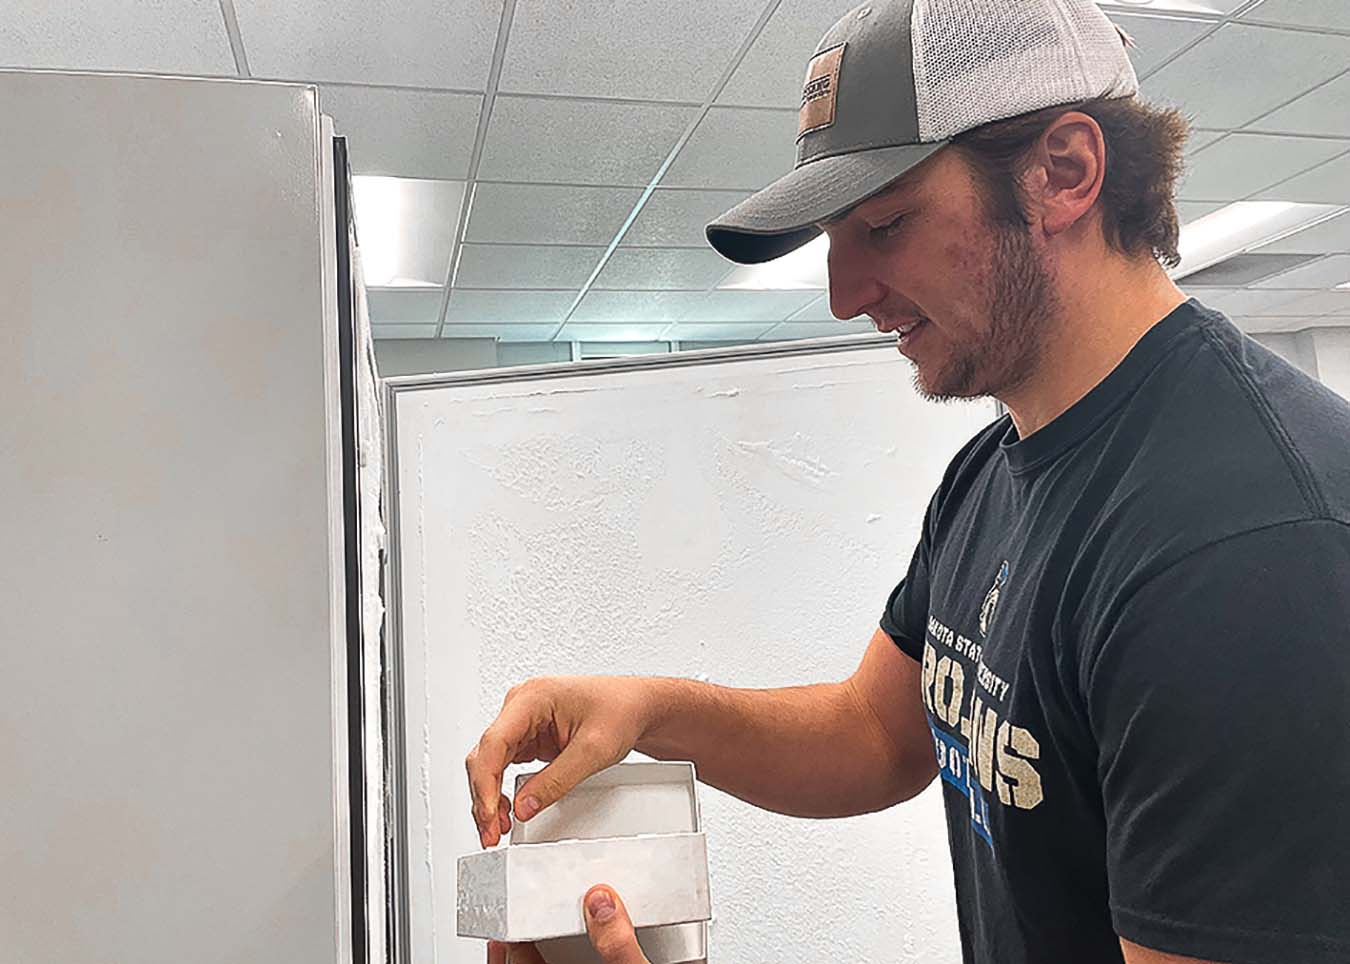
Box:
[583,886,648,964]
[514,740,612,822]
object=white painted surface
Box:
[1309,327,1350,400]
[0,71,346,963]
[1250,331,1321,379]
[458,833,710,943]
[392,344,996,963]
[374,337,499,376]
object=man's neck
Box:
[999,256,1187,441]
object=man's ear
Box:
[1022,111,1106,240]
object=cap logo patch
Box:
[798,43,845,140]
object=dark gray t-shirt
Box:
[881,300,1350,964]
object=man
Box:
[468,1,1350,962]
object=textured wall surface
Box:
[392,345,997,963]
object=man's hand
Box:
[465,676,655,848]
[487,886,650,964]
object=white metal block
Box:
[511,762,710,964]
[457,832,710,943]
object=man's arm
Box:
[467,627,937,844]
[637,627,937,817]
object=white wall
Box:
[1309,327,1350,400]
[374,337,498,376]
[391,344,997,964]
[1251,331,1321,379]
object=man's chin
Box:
[912,365,984,403]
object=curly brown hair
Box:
[951,96,1191,269]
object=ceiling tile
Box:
[455,244,604,288]
[1276,290,1350,315]
[1254,254,1350,289]
[478,96,697,186]
[667,322,779,341]
[1141,24,1350,129]
[1236,315,1332,333]
[1109,13,1215,78]
[445,289,576,322]
[570,291,704,322]
[441,323,561,341]
[1182,286,1245,300]
[679,290,819,322]
[1240,0,1350,29]
[555,322,672,342]
[498,0,763,101]
[1178,133,1349,200]
[1186,130,1227,155]
[321,86,481,179]
[622,188,751,247]
[234,0,503,88]
[1257,211,1350,254]
[717,0,860,108]
[1182,252,1320,286]
[465,183,642,244]
[1098,0,1247,12]
[759,321,876,340]
[0,0,235,75]
[1257,151,1350,203]
[787,295,844,322]
[1191,288,1308,316]
[368,289,445,324]
[593,248,733,290]
[1177,201,1226,223]
[662,107,798,190]
[353,176,465,286]
[1251,71,1350,137]
[372,323,440,339]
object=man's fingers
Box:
[583,886,648,964]
[514,736,613,822]
[497,794,512,837]
[487,939,506,964]
[466,700,541,847]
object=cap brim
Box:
[705,142,948,264]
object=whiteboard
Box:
[388,340,997,964]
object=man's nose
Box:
[826,239,885,323]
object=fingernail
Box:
[587,890,616,922]
[518,795,540,820]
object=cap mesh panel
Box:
[911,0,1139,142]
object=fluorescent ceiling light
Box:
[717,234,829,291]
[351,175,465,288]
[1171,202,1346,281]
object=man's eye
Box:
[870,214,907,239]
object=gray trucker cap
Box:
[706,0,1139,264]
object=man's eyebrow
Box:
[816,179,915,230]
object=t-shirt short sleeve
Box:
[880,496,936,662]
[1087,520,1350,964]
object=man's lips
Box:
[873,316,928,335]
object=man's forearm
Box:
[634,676,927,818]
